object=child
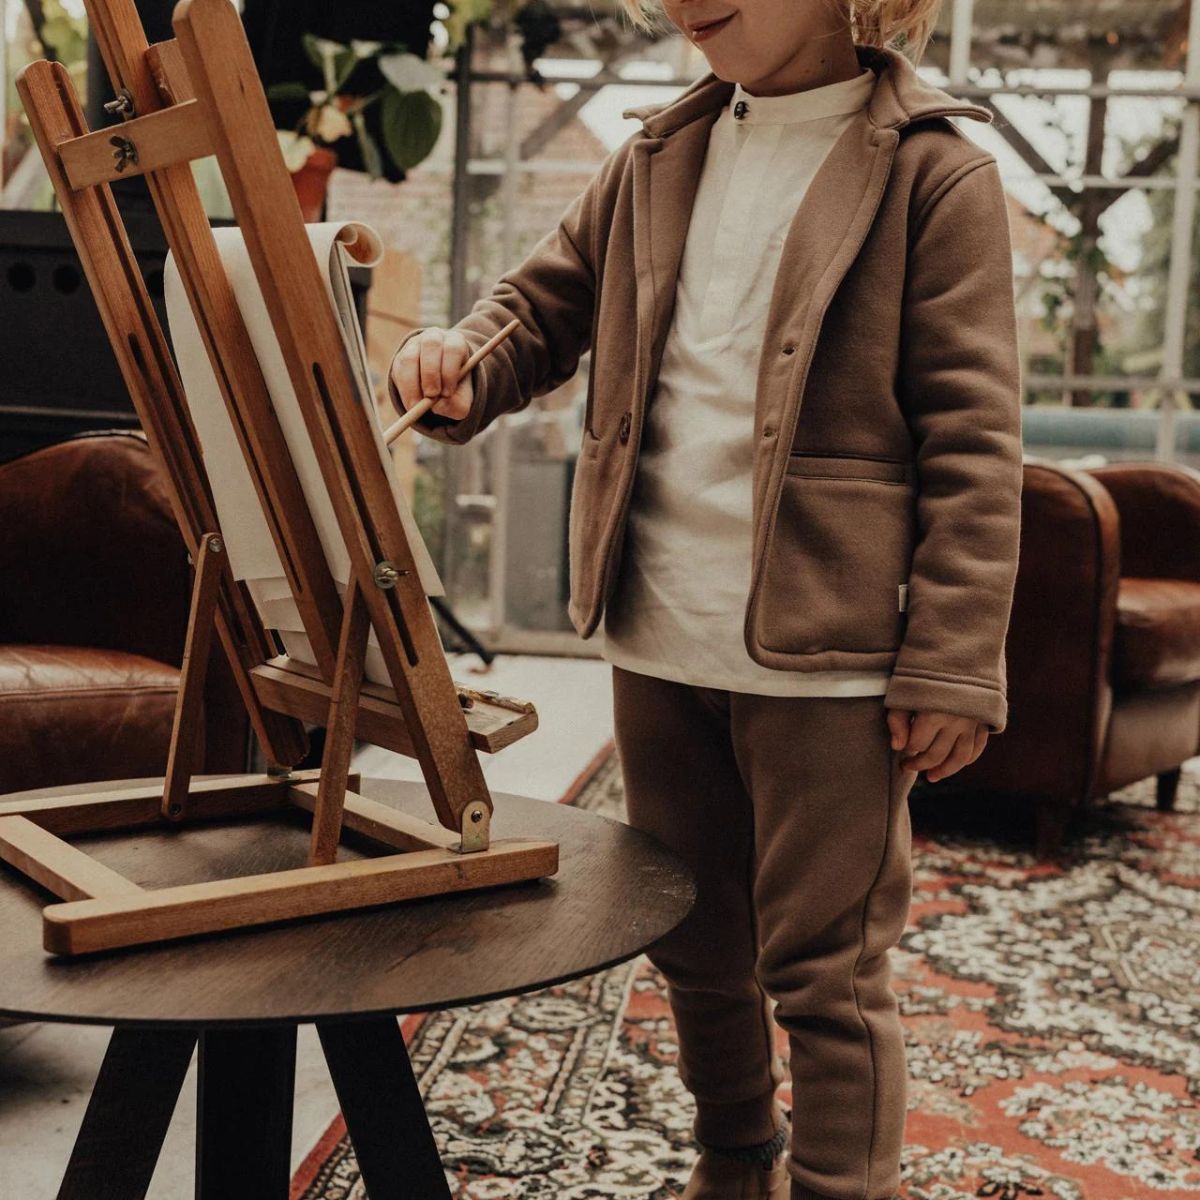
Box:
[389,0,1023,1196]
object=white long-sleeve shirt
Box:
[600,67,892,697]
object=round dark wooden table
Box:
[0,775,695,1200]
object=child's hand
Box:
[390,327,475,422]
[885,708,988,783]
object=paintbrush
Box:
[384,317,522,445]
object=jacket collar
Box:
[621,44,991,136]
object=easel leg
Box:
[318,1018,451,1200]
[57,1028,196,1200]
[195,1026,296,1200]
[163,533,226,822]
[308,581,370,866]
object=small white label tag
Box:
[898,583,909,613]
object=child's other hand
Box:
[885,708,988,783]
[390,327,475,422]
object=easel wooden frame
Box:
[0,0,556,957]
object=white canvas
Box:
[164,220,444,686]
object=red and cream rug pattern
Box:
[291,749,1200,1200]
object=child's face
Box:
[659,0,844,88]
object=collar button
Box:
[733,99,749,120]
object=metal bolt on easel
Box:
[372,561,408,589]
[109,134,138,172]
[103,88,135,118]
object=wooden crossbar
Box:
[251,657,539,756]
[0,817,145,901]
[58,98,211,188]
[288,785,463,853]
[42,835,560,956]
[0,772,324,837]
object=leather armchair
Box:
[0,432,249,794]
[915,457,1200,857]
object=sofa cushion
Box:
[1113,577,1200,693]
[0,645,180,795]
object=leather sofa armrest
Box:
[0,432,190,665]
[1085,462,1200,583]
[951,458,1121,804]
[0,432,252,775]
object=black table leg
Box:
[195,1026,297,1200]
[58,1027,197,1200]
[318,1017,451,1200]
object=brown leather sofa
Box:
[0,432,249,795]
[916,457,1200,856]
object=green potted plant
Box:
[269,35,446,219]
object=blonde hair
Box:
[618,0,943,62]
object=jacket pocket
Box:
[783,452,915,485]
[758,453,917,655]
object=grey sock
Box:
[699,1119,788,1166]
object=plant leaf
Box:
[276,129,317,172]
[302,33,347,71]
[379,89,442,170]
[377,52,444,93]
[351,111,384,180]
[332,48,359,92]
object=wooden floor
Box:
[0,653,615,1198]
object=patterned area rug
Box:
[291,750,1200,1200]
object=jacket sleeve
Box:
[386,132,639,446]
[882,155,1024,735]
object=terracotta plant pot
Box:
[290,145,338,222]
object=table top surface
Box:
[0,776,694,1028]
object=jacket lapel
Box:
[627,93,900,455]
[751,112,901,537]
[630,108,723,423]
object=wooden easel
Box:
[0,0,557,957]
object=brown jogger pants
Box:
[611,664,918,1200]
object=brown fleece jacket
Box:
[389,44,1024,733]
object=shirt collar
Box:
[622,47,994,137]
[729,67,876,127]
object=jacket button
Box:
[782,342,796,355]
[618,411,632,443]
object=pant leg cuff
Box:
[693,1089,782,1148]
